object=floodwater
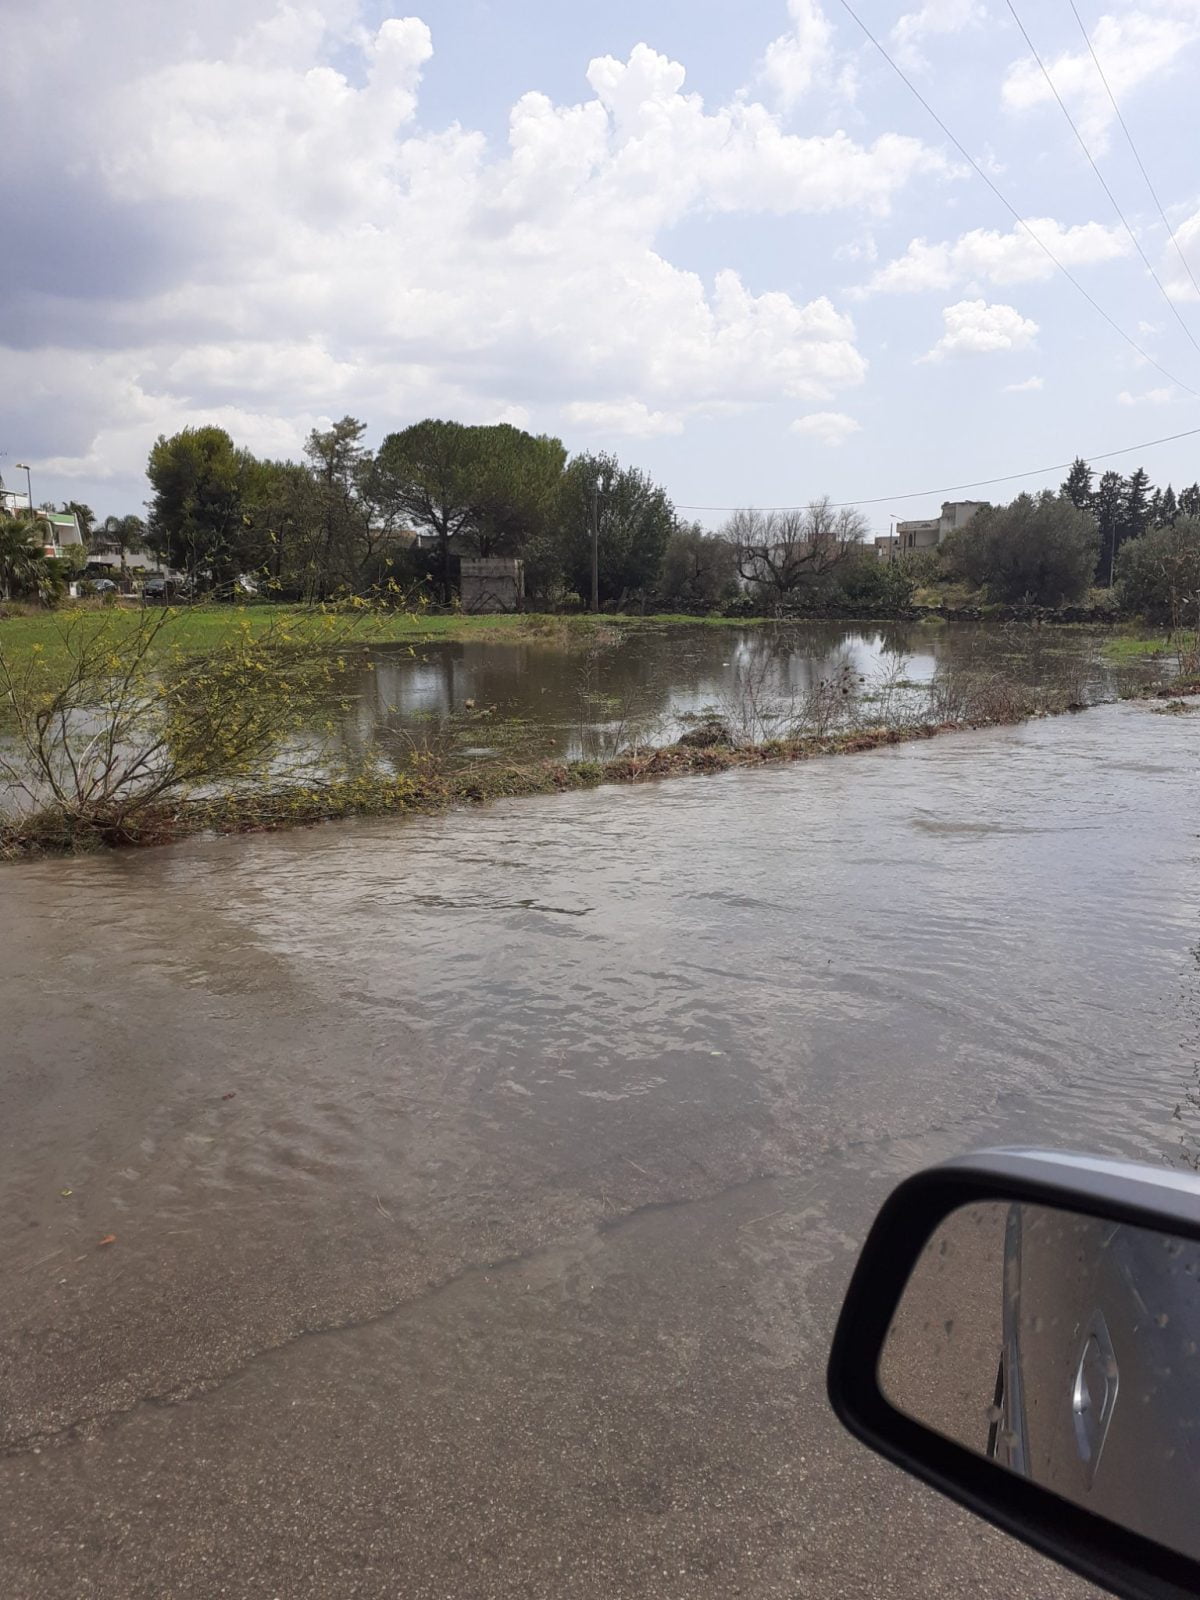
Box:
[1,687,1197,1597]
[337,619,1162,763]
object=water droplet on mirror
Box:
[987,1404,1003,1424]
[1157,1312,1170,1328]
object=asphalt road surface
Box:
[7,702,1197,1596]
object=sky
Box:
[5,0,1200,535]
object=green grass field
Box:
[0,604,772,673]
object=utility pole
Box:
[15,463,32,512]
[590,483,600,613]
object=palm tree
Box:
[0,514,53,601]
[96,513,146,579]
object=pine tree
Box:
[1123,468,1152,545]
[1160,485,1178,526]
[1093,471,1126,586]
[1178,484,1200,519]
[1148,488,1163,528]
[1061,457,1094,511]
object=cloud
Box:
[758,0,835,108]
[564,400,684,437]
[789,411,861,445]
[856,217,1129,294]
[0,5,944,494]
[1117,386,1176,405]
[920,299,1038,360]
[1002,9,1199,152]
[892,0,986,72]
[1163,204,1200,302]
[1004,375,1044,392]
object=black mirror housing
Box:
[827,1150,1200,1600]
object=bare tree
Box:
[724,496,868,609]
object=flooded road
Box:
[2,696,1197,1597]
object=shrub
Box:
[830,551,917,611]
[940,492,1097,605]
[1117,518,1200,623]
[0,608,359,846]
[655,525,738,610]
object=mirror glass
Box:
[880,1201,1200,1561]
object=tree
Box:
[833,548,918,612]
[147,426,263,588]
[95,513,146,579]
[374,419,568,600]
[301,417,374,598]
[557,452,675,608]
[941,491,1097,605]
[724,497,868,609]
[1092,470,1127,587]
[1061,457,1094,511]
[656,523,737,609]
[0,514,54,601]
[460,426,567,559]
[374,420,478,602]
[1123,467,1152,545]
[1117,518,1200,621]
[1159,485,1179,527]
[60,501,96,543]
[1178,484,1200,520]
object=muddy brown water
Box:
[0,654,1196,1596]
[337,619,1162,764]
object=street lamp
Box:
[13,463,32,512]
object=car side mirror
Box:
[827,1150,1200,1600]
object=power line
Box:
[834,0,1200,401]
[673,422,1200,511]
[1067,0,1200,307]
[1005,0,1200,360]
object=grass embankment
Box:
[11,681,1175,859]
[0,723,1003,854]
[0,605,770,674]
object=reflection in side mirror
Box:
[880,1201,1200,1564]
[827,1151,1200,1600]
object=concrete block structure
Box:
[460,557,525,614]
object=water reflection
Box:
[333,621,1159,767]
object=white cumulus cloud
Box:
[1163,204,1200,302]
[857,218,1129,294]
[564,400,684,438]
[0,3,944,493]
[789,411,861,445]
[1117,386,1176,405]
[892,0,986,73]
[920,299,1039,361]
[758,0,835,107]
[1004,375,1044,392]
[1002,9,1199,152]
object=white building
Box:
[874,500,988,560]
[38,511,86,559]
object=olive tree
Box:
[1117,518,1200,623]
[940,492,1097,605]
[724,497,868,609]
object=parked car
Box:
[141,577,191,603]
[90,578,118,595]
